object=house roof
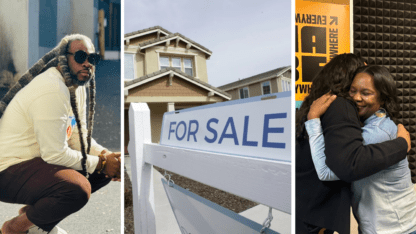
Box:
[125,67,231,100]
[137,33,212,56]
[218,66,291,91]
[124,26,172,39]
[125,26,212,57]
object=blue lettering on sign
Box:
[262,113,286,148]
[167,113,287,150]
[176,121,187,141]
[187,120,199,142]
[218,117,239,145]
[168,122,177,140]
[242,116,258,147]
[204,118,218,143]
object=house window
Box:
[124,53,135,80]
[159,56,194,76]
[160,56,170,70]
[239,87,249,99]
[172,57,181,71]
[184,58,193,76]
[262,81,271,95]
[281,80,291,92]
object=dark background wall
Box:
[353,0,416,182]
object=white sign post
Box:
[129,92,291,234]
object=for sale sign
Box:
[160,92,291,162]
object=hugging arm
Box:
[305,118,340,181]
[320,98,407,182]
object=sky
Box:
[124,0,291,87]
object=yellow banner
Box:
[295,0,350,102]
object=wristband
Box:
[97,154,107,174]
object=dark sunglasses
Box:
[67,50,100,65]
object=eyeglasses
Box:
[67,50,100,65]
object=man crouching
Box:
[0,34,121,234]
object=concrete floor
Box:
[0,178,121,234]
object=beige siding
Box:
[196,53,208,83]
[173,40,187,48]
[125,103,167,145]
[271,79,278,93]
[128,32,159,45]
[248,83,262,97]
[228,89,239,100]
[135,53,145,78]
[129,75,208,97]
[149,103,166,143]
[144,47,160,74]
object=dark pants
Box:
[305,223,335,234]
[296,217,335,234]
[0,157,111,232]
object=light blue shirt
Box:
[306,109,416,234]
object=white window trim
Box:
[281,77,291,92]
[159,55,171,70]
[183,58,194,77]
[124,52,136,80]
[261,81,271,95]
[157,52,197,78]
[275,76,292,92]
[155,47,199,79]
[239,87,250,99]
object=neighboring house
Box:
[218,66,291,100]
[124,26,231,146]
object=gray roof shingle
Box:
[125,26,212,56]
[124,26,172,38]
[137,32,212,54]
[125,67,231,99]
[218,66,291,91]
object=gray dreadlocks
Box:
[0,34,96,177]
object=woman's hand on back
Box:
[397,124,411,152]
[307,93,337,120]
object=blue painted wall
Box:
[28,0,40,68]
[39,0,57,47]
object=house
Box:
[218,66,291,100]
[124,26,231,146]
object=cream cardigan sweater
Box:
[0,67,105,173]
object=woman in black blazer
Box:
[295,53,410,234]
